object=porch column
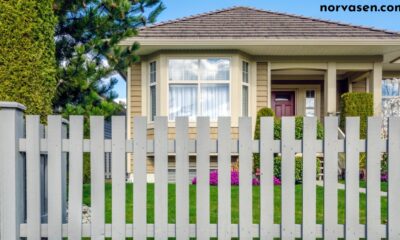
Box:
[324,62,337,115]
[369,62,382,115]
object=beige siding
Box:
[352,80,367,92]
[128,63,142,174]
[146,155,239,174]
[146,127,239,140]
[256,62,268,111]
[130,63,142,131]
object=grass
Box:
[82,183,388,225]
[339,180,388,192]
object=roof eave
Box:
[119,38,400,46]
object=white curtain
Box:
[201,84,229,120]
[169,85,197,120]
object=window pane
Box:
[150,62,156,83]
[305,90,316,117]
[306,98,315,108]
[169,84,198,120]
[382,78,400,96]
[150,86,156,121]
[169,59,198,81]
[150,61,156,72]
[200,84,230,120]
[200,59,230,81]
[242,61,249,83]
[305,109,315,117]
[242,85,248,116]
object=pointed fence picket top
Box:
[0,104,399,239]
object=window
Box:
[168,58,230,121]
[383,78,400,96]
[305,90,316,117]
[149,61,156,121]
[242,61,249,116]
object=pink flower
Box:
[191,170,266,186]
[273,176,281,185]
[252,178,260,186]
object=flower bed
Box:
[191,170,281,186]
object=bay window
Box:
[242,61,249,116]
[149,61,157,121]
[168,58,230,121]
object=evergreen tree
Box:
[53,0,165,117]
[0,0,57,118]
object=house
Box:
[119,6,400,179]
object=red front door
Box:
[271,91,295,117]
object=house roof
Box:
[137,6,400,39]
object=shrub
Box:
[340,92,373,139]
[253,107,324,171]
[274,116,324,140]
[273,156,321,183]
[254,107,275,140]
[0,0,57,119]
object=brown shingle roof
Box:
[137,6,400,39]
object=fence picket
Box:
[388,117,400,239]
[218,117,231,240]
[366,117,382,239]
[90,116,105,239]
[345,117,360,240]
[133,117,147,239]
[239,117,252,239]
[62,121,68,224]
[47,115,63,239]
[196,117,210,240]
[324,117,339,239]
[39,124,48,223]
[4,112,400,239]
[260,117,274,239]
[302,117,317,239]
[154,117,168,239]
[281,117,296,239]
[111,116,126,239]
[26,116,41,240]
[67,116,83,240]
[176,117,189,239]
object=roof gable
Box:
[137,6,400,39]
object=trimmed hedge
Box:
[253,107,324,171]
[274,116,324,140]
[274,156,321,183]
[0,1,57,119]
[254,107,275,140]
[340,92,373,139]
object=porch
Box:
[255,59,383,119]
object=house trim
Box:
[120,38,400,46]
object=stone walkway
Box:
[316,180,387,196]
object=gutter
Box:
[119,38,400,46]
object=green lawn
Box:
[82,183,388,225]
[339,180,388,192]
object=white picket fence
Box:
[1,102,400,239]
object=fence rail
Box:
[1,102,399,239]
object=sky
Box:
[113,0,400,103]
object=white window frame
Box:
[242,61,250,116]
[149,61,157,121]
[167,57,232,121]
